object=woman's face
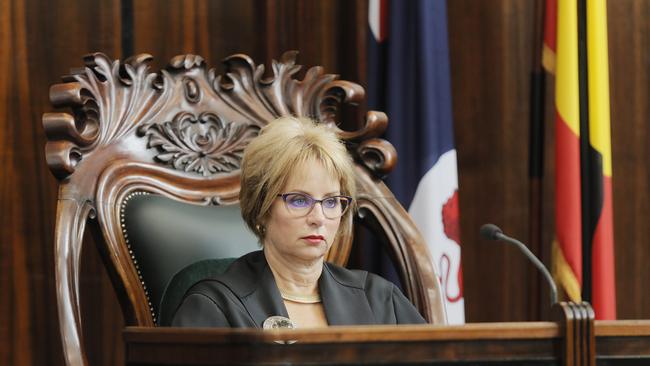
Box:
[263,159,342,263]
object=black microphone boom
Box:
[480,223,558,305]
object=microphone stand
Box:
[481,224,558,305]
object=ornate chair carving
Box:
[43,51,446,365]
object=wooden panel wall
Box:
[0,1,365,365]
[1,0,648,365]
[448,0,541,322]
[607,0,650,318]
[1,1,122,365]
[448,0,650,323]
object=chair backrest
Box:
[43,51,446,365]
[121,193,258,323]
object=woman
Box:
[171,117,426,328]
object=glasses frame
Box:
[276,192,353,219]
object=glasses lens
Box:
[322,197,339,209]
[281,193,351,218]
[285,193,313,211]
[322,196,350,218]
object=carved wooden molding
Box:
[44,51,394,181]
[43,51,437,366]
[144,111,259,176]
[552,302,596,366]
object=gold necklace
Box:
[280,290,322,304]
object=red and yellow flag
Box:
[547,0,616,319]
[542,0,557,73]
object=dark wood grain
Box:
[2,2,370,365]
[132,0,261,70]
[2,1,650,365]
[124,323,563,365]
[122,320,650,365]
[43,46,445,365]
[1,0,121,365]
[595,320,650,364]
[606,0,650,320]
[0,3,35,365]
[448,0,541,322]
[448,0,650,323]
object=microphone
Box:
[480,223,558,305]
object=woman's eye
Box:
[288,195,309,207]
[323,198,338,208]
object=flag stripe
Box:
[368,0,388,42]
[542,45,556,74]
[552,240,582,301]
[584,146,605,296]
[555,111,583,285]
[577,0,596,303]
[587,0,612,175]
[552,0,616,319]
[555,0,580,137]
[586,0,616,319]
[542,0,557,73]
[554,0,583,300]
[591,176,616,318]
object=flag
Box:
[543,0,557,73]
[368,0,464,324]
[549,0,616,319]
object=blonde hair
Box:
[239,116,356,243]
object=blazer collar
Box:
[319,262,376,325]
[220,250,376,327]
[218,251,288,328]
[241,263,290,328]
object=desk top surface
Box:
[124,321,650,365]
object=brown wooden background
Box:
[1,0,648,364]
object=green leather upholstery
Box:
[122,193,259,324]
[158,257,237,326]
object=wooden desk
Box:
[595,320,650,365]
[124,322,563,365]
[124,321,650,365]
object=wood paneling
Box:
[123,324,564,365]
[448,0,540,322]
[448,0,650,323]
[2,0,650,364]
[1,3,35,365]
[129,0,366,129]
[131,0,261,69]
[607,0,650,319]
[1,0,122,364]
[1,1,367,364]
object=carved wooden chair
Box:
[43,51,447,365]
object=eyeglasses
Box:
[277,192,353,219]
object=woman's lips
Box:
[302,235,325,244]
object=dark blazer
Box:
[171,250,426,327]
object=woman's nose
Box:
[306,202,326,224]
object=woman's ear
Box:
[256,211,271,235]
[255,223,266,234]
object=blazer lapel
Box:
[240,263,289,328]
[227,252,376,327]
[221,251,289,328]
[319,264,376,325]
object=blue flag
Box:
[368,0,464,324]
